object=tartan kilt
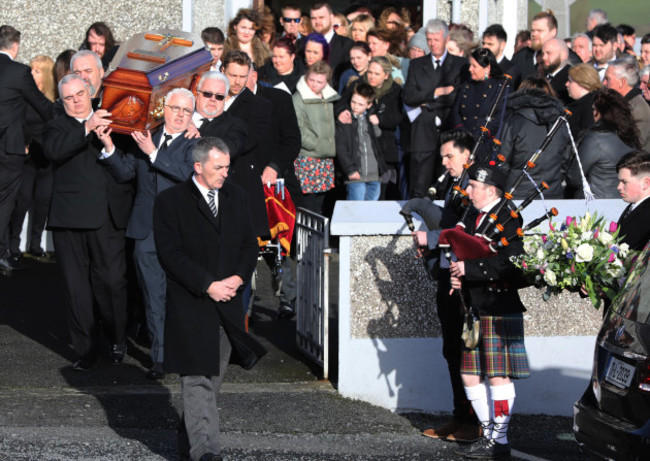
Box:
[461,313,530,379]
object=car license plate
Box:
[605,357,635,388]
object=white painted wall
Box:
[333,199,625,416]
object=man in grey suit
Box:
[98,88,198,379]
[153,137,265,461]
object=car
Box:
[573,244,650,460]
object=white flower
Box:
[581,231,592,241]
[580,214,590,232]
[575,243,594,262]
[544,270,557,286]
[598,232,614,245]
[619,243,630,259]
[607,259,624,278]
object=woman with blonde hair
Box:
[223,8,271,69]
[8,55,56,260]
[333,13,349,37]
[566,63,602,137]
[349,14,375,43]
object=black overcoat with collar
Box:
[154,178,266,375]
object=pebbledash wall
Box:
[1,0,226,67]
[331,200,623,416]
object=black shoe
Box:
[456,437,511,459]
[0,258,13,273]
[109,343,127,363]
[199,453,222,461]
[276,301,295,320]
[147,362,165,380]
[71,358,96,371]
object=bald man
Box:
[541,38,571,104]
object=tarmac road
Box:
[0,255,587,460]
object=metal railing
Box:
[295,208,330,379]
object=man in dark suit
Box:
[449,163,529,460]
[221,51,272,239]
[403,18,468,198]
[541,38,571,105]
[43,74,133,370]
[153,137,266,461]
[0,25,53,272]
[481,25,511,74]
[247,67,302,319]
[616,150,650,251]
[99,88,198,379]
[310,2,353,87]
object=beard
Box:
[543,58,561,75]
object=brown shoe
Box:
[446,423,482,442]
[422,419,462,439]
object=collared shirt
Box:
[192,174,219,210]
[76,110,94,137]
[431,50,448,69]
[149,130,182,163]
[475,198,502,228]
[224,93,239,111]
[192,112,212,129]
[324,29,335,44]
[631,195,650,212]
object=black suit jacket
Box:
[548,65,571,106]
[255,85,302,206]
[101,129,197,250]
[403,53,468,152]
[43,113,133,229]
[328,33,354,87]
[507,47,539,88]
[0,53,53,155]
[619,200,650,251]
[225,89,272,238]
[153,178,265,375]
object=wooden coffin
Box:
[101,29,212,134]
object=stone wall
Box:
[349,235,602,340]
[1,0,228,65]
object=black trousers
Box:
[437,270,475,423]
[9,155,52,253]
[52,214,128,360]
[0,149,27,257]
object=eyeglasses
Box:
[283,17,301,23]
[199,91,226,101]
[165,105,193,116]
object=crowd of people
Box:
[3,3,650,461]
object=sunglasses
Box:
[199,91,226,101]
[333,24,342,30]
[283,17,301,23]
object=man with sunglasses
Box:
[97,87,199,380]
[280,4,303,46]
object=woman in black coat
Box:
[566,89,641,199]
[257,35,306,94]
[449,47,509,162]
[566,63,602,139]
[337,56,404,198]
[498,78,571,199]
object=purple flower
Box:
[566,251,574,259]
[611,245,619,254]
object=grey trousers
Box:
[180,326,232,461]
[133,242,166,363]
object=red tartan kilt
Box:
[461,314,530,379]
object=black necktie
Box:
[434,59,441,70]
[620,204,632,222]
[159,134,173,153]
[200,118,210,126]
[207,190,218,217]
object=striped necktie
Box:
[207,190,218,217]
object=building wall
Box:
[1,0,229,65]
